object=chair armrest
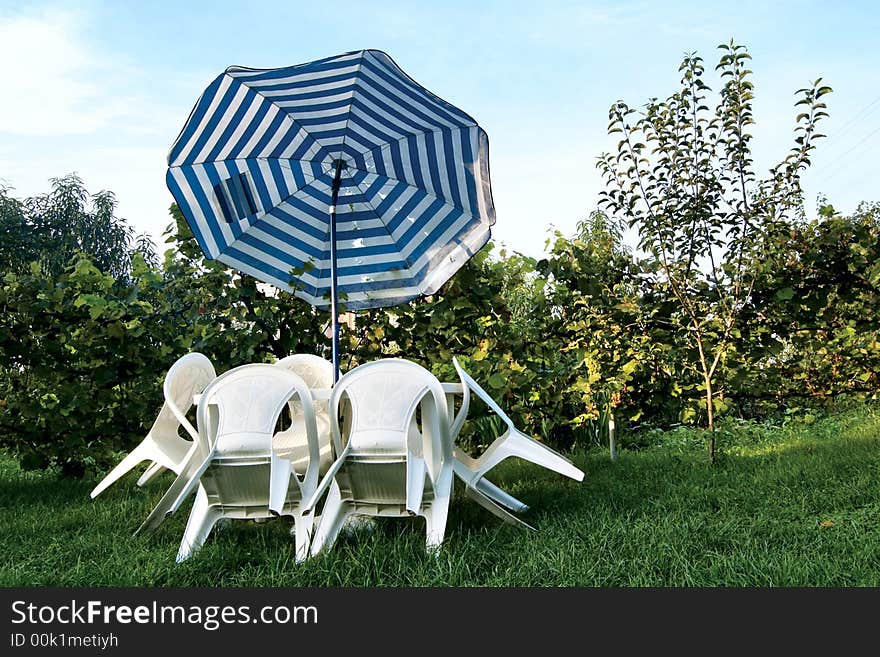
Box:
[301,447,349,514]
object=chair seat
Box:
[136,364,322,564]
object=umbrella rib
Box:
[337,52,366,162]
[172,156,321,225]
[353,128,484,215]
[345,171,487,277]
[231,74,335,164]
[345,173,415,275]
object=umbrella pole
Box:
[329,158,346,384]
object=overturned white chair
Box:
[90,352,216,499]
[450,356,585,529]
[303,359,454,556]
[135,364,321,563]
[273,354,334,477]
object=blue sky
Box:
[2,0,879,258]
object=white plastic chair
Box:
[273,354,334,476]
[90,353,216,499]
[450,356,585,528]
[303,359,454,556]
[135,364,321,563]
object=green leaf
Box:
[487,373,507,389]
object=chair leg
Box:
[422,469,453,551]
[422,499,450,552]
[453,459,530,512]
[309,482,354,557]
[474,477,530,512]
[504,430,585,481]
[464,485,535,530]
[135,451,210,537]
[291,512,314,563]
[90,443,155,499]
[476,430,584,483]
[136,461,166,487]
[176,488,222,563]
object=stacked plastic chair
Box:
[134,364,322,562]
[99,352,586,563]
[303,359,455,555]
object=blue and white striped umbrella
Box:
[166,49,495,313]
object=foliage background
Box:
[1,44,878,476]
[1,175,877,476]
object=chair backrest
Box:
[331,359,451,479]
[275,354,333,389]
[195,364,320,506]
[197,364,309,452]
[153,353,216,440]
[275,354,333,415]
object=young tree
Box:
[597,41,831,459]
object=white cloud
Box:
[0,7,131,136]
[0,6,188,249]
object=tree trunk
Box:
[705,374,716,462]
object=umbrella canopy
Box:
[166,49,495,311]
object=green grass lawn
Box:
[2,405,879,587]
